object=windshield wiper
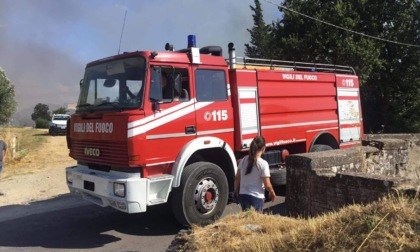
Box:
[94,101,124,112]
[77,103,99,113]
[78,103,92,107]
[77,103,94,111]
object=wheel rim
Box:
[194,177,219,214]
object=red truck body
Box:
[66,38,363,226]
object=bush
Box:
[35,118,49,129]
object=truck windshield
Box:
[77,56,146,112]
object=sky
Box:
[0,0,282,124]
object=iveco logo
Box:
[84,147,100,157]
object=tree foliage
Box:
[52,107,68,115]
[0,68,17,125]
[31,103,51,125]
[34,118,50,129]
[246,0,420,133]
[245,0,272,58]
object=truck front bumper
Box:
[66,165,173,214]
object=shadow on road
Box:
[0,188,288,250]
[0,195,183,250]
[32,133,50,136]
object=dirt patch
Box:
[0,130,76,206]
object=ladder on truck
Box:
[227,56,355,75]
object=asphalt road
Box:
[0,193,286,252]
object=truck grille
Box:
[70,139,128,167]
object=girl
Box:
[234,136,276,212]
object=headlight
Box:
[51,123,57,127]
[66,172,73,183]
[114,183,126,197]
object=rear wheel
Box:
[310,144,333,152]
[270,168,287,186]
[171,162,228,226]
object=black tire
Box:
[171,162,229,226]
[270,168,287,186]
[310,144,333,152]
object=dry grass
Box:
[0,127,70,178]
[1,127,46,156]
[174,194,419,252]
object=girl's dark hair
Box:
[246,136,266,175]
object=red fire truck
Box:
[66,36,363,226]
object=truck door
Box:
[193,68,234,147]
[140,66,196,165]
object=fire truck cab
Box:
[66,36,363,226]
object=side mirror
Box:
[149,67,164,102]
[152,101,161,111]
[79,79,83,87]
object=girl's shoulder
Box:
[256,157,269,168]
[238,156,249,168]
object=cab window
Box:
[195,69,227,102]
[149,67,190,102]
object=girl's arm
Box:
[263,177,276,202]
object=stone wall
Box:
[285,134,420,217]
[365,134,420,180]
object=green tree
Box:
[0,68,17,125]
[52,107,68,115]
[34,118,50,129]
[246,0,420,133]
[31,103,51,128]
[244,0,272,58]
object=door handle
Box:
[185,126,196,134]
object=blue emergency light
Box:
[188,35,196,48]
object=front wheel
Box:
[171,162,229,226]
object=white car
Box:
[49,114,70,136]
